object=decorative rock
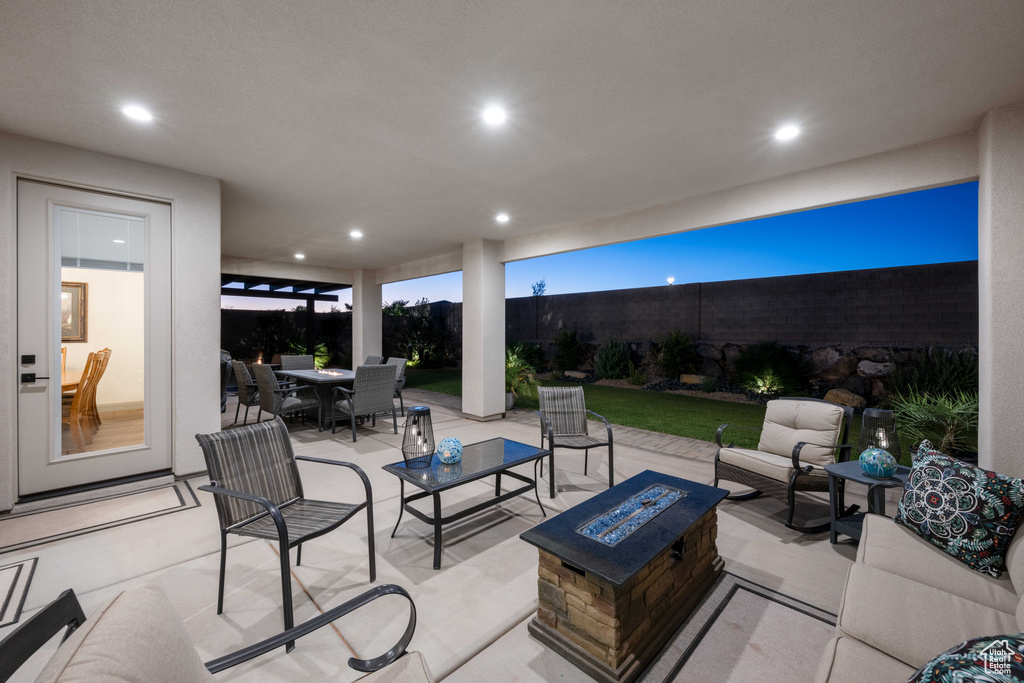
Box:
[722,344,744,371]
[817,354,859,380]
[699,359,724,378]
[679,374,704,384]
[871,379,889,398]
[564,370,589,379]
[805,347,841,375]
[696,343,722,360]
[857,360,893,378]
[824,388,867,409]
[838,375,869,397]
[854,347,891,363]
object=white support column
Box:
[978,102,1024,477]
[352,268,382,366]
[462,239,505,420]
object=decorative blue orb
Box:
[437,437,463,464]
[860,447,897,478]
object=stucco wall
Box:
[0,131,221,510]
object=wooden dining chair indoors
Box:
[62,352,97,451]
[83,348,111,432]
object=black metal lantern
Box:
[401,405,435,468]
[857,408,901,459]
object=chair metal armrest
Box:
[197,484,289,545]
[332,385,354,400]
[0,589,87,681]
[295,456,373,503]
[586,410,613,442]
[276,385,314,400]
[205,584,416,674]
[535,410,554,448]
[835,443,854,462]
[790,442,844,471]
[715,424,762,448]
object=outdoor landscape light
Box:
[481,105,508,127]
[495,212,510,224]
[774,124,800,141]
[121,105,153,122]
[350,229,363,239]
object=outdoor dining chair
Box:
[536,386,614,499]
[331,364,399,441]
[194,418,376,647]
[364,354,383,365]
[385,356,408,416]
[280,354,315,370]
[230,360,260,425]
[253,362,321,427]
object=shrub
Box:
[552,327,586,373]
[891,389,979,455]
[508,341,546,371]
[732,341,808,395]
[628,361,647,386]
[594,337,630,379]
[699,375,718,393]
[658,330,699,378]
[287,340,330,369]
[505,347,537,400]
[888,347,978,398]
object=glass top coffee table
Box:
[382,438,550,569]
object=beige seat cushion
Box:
[35,584,214,683]
[837,563,1019,668]
[857,514,1019,613]
[813,635,915,683]
[759,399,844,466]
[718,447,828,483]
[356,652,434,683]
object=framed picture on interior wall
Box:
[61,282,88,343]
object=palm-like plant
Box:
[506,346,537,400]
[890,389,979,455]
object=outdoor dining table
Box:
[275,368,354,430]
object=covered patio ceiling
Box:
[1,1,1024,272]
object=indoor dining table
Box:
[61,370,82,393]
[275,368,355,430]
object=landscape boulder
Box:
[817,354,859,380]
[679,374,704,384]
[722,344,745,371]
[696,343,723,360]
[854,347,891,363]
[699,359,724,378]
[824,388,867,409]
[806,347,841,375]
[564,370,589,380]
[857,360,893,378]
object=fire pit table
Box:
[520,470,727,683]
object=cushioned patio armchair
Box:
[252,362,320,427]
[0,583,428,682]
[713,397,854,533]
[536,385,614,499]
[195,418,375,647]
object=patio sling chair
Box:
[385,356,409,417]
[229,360,260,426]
[253,362,321,427]
[536,386,614,499]
[0,583,428,682]
[331,364,400,441]
[713,397,855,533]
[194,418,376,649]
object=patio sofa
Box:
[814,513,1024,681]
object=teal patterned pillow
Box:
[908,634,1024,682]
[895,452,1024,577]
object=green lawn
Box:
[407,367,869,454]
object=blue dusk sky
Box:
[222,181,979,311]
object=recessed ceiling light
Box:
[294,253,305,260]
[350,229,363,239]
[122,105,154,122]
[774,124,800,141]
[495,212,510,224]
[113,239,126,244]
[481,105,508,127]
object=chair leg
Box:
[607,440,614,488]
[398,391,405,417]
[549,451,556,499]
[279,540,295,652]
[366,502,376,583]
[233,401,241,425]
[217,531,228,615]
[391,407,398,434]
[243,404,251,425]
[256,408,262,423]
[296,544,302,567]
[351,413,357,442]
[584,449,589,476]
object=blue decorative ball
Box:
[437,437,463,464]
[860,447,897,478]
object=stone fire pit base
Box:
[528,508,721,683]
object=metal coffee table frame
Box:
[383,438,550,570]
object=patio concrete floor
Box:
[2,389,870,682]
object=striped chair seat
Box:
[235,499,360,540]
[551,434,607,449]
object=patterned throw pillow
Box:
[895,452,1024,577]
[908,634,1024,682]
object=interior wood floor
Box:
[61,408,144,455]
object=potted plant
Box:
[890,389,979,462]
[506,346,537,410]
